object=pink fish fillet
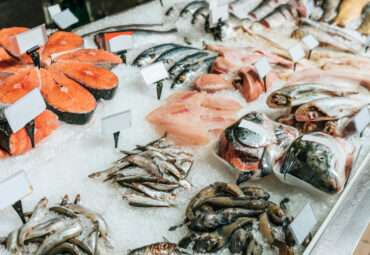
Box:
[210,57,240,74]
[194,74,234,93]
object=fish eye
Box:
[317,155,326,162]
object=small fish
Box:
[88,161,131,178]
[229,228,251,254]
[46,243,81,255]
[246,238,263,255]
[120,182,176,200]
[49,206,78,219]
[35,222,82,255]
[249,0,290,20]
[154,46,198,65]
[153,157,183,179]
[180,1,208,17]
[240,186,270,200]
[6,229,19,253]
[172,56,217,88]
[168,51,210,78]
[128,242,188,255]
[69,236,94,255]
[132,44,180,67]
[125,155,162,178]
[193,196,270,211]
[80,23,164,37]
[116,175,160,183]
[259,212,274,244]
[26,217,67,241]
[142,182,180,192]
[123,194,175,207]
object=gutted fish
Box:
[194,73,234,93]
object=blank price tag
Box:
[209,0,218,9]
[289,202,317,245]
[302,34,319,50]
[5,88,46,133]
[52,9,79,29]
[102,110,131,136]
[0,170,32,210]
[48,4,61,17]
[254,56,271,79]
[288,43,305,63]
[210,4,229,26]
[354,106,370,133]
[105,32,133,53]
[141,62,169,85]
[9,24,47,56]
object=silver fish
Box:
[69,237,94,255]
[125,155,162,178]
[121,182,176,200]
[6,229,19,253]
[35,222,82,255]
[26,217,67,240]
[88,161,131,179]
[133,44,180,67]
[49,206,78,219]
[169,51,210,78]
[123,194,175,207]
[154,46,198,65]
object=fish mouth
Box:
[272,94,290,106]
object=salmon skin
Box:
[40,67,97,125]
[53,49,122,70]
[0,110,59,155]
[53,62,119,100]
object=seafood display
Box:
[89,134,193,207]
[0,196,112,254]
[146,91,242,146]
[217,112,299,184]
[175,182,298,254]
[279,132,355,194]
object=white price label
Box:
[101,110,132,136]
[306,1,315,16]
[9,24,47,56]
[354,106,370,133]
[48,4,61,17]
[0,170,32,210]
[52,9,79,29]
[209,0,218,9]
[210,4,229,26]
[288,43,305,63]
[288,202,317,245]
[254,56,271,79]
[302,34,319,50]
[107,34,133,53]
[5,88,46,133]
[141,62,169,85]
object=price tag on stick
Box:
[254,56,271,92]
[288,202,317,245]
[105,32,133,64]
[5,88,46,147]
[353,106,370,136]
[51,9,79,30]
[0,170,33,223]
[48,4,61,17]
[9,24,47,56]
[302,34,319,60]
[102,110,132,148]
[141,62,169,100]
[288,43,305,71]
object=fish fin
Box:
[61,195,69,206]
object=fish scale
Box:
[154,46,199,64]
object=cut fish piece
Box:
[0,48,30,80]
[0,148,11,159]
[42,31,84,66]
[194,74,234,93]
[0,68,40,104]
[40,67,97,125]
[53,62,118,100]
[0,110,59,155]
[53,49,122,69]
[210,57,240,75]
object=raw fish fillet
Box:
[0,110,59,156]
[194,74,234,93]
[210,57,240,75]
[146,92,242,146]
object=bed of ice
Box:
[0,1,369,254]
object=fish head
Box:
[193,233,223,253]
[149,242,177,254]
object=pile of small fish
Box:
[173,182,300,254]
[89,134,194,207]
[267,83,370,137]
[217,112,299,184]
[0,195,111,254]
[127,240,190,255]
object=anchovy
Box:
[26,217,67,240]
[47,243,81,255]
[172,56,217,88]
[180,1,208,16]
[154,46,198,65]
[153,157,183,179]
[123,194,175,207]
[142,182,180,192]
[6,229,19,253]
[169,51,210,78]
[49,206,78,219]
[120,182,176,200]
[35,222,82,255]
[125,155,162,178]
[132,44,180,67]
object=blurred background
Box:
[0,0,152,28]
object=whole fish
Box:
[123,194,175,207]
[180,1,208,16]
[26,217,67,240]
[229,228,251,254]
[128,242,189,255]
[132,44,180,67]
[80,23,164,37]
[193,196,270,211]
[321,0,341,22]
[168,51,210,78]
[125,155,162,178]
[153,157,183,179]
[6,229,19,253]
[334,0,370,27]
[246,238,263,255]
[49,206,78,219]
[154,46,198,65]
[172,56,217,88]
[18,197,48,245]
[69,237,94,255]
[35,222,82,255]
[116,175,161,183]
[46,243,81,255]
[120,182,176,200]
[295,96,370,121]
[266,83,358,108]
[358,8,370,35]
[142,182,180,192]
[249,0,290,20]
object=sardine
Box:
[169,51,210,78]
[295,95,370,121]
[334,0,369,27]
[321,0,341,22]
[128,242,188,255]
[154,46,198,65]
[132,44,180,67]
[266,83,358,108]
[123,194,175,207]
[249,0,290,20]
[47,243,81,255]
[193,196,270,211]
[125,155,162,178]
[18,197,48,245]
[180,1,208,17]
[172,56,217,88]
[26,217,67,240]
[153,157,183,179]
[35,222,82,255]
[6,229,19,253]
[120,182,176,200]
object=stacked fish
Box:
[175,182,298,254]
[267,83,370,137]
[0,196,111,255]
[89,134,194,208]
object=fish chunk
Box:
[194,74,234,93]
